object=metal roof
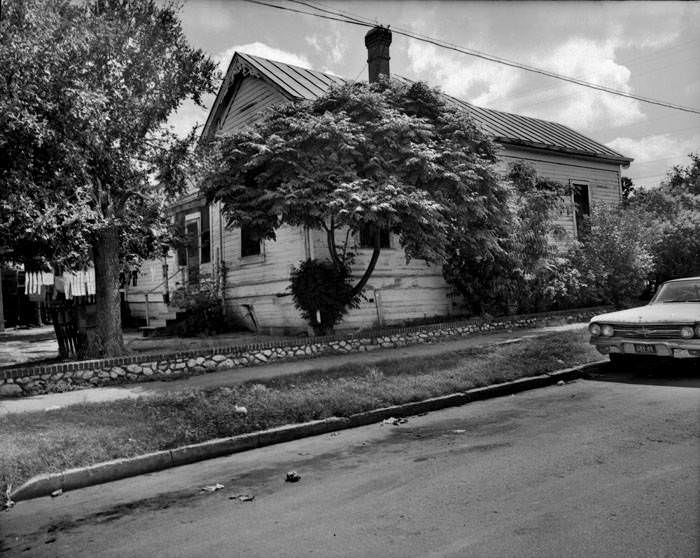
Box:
[220,53,632,165]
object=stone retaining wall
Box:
[0,307,607,397]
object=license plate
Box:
[634,344,656,354]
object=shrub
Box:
[568,204,654,307]
[170,276,240,336]
[290,259,361,335]
[443,162,569,315]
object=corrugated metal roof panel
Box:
[240,53,344,100]
[229,54,631,164]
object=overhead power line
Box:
[243,0,700,116]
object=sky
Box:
[171,0,700,189]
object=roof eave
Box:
[496,137,634,167]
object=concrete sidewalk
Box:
[0,323,586,415]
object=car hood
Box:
[591,303,700,324]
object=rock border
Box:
[0,306,608,397]
[8,361,604,502]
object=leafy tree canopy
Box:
[202,79,506,297]
[0,0,217,355]
[443,162,570,315]
[626,153,700,284]
[0,0,216,267]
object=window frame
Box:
[240,225,264,262]
[358,225,392,250]
[184,212,202,265]
[570,181,592,239]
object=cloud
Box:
[406,35,646,133]
[406,41,521,105]
[518,37,645,130]
[608,133,700,164]
[607,133,700,187]
[215,42,311,72]
[305,27,345,66]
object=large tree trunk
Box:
[91,226,125,357]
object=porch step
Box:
[138,324,166,337]
[138,316,168,337]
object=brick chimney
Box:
[365,26,392,83]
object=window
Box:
[175,204,211,265]
[359,225,391,249]
[200,206,211,264]
[241,225,261,257]
[572,183,590,238]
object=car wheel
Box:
[609,353,639,370]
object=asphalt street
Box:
[1,364,698,558]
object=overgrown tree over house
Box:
[0,0,216,355]
[202,79,510,325]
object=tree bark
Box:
[350,229,381,298]
[325,218,343,269]
[91,226,126,357]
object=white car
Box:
[589,276,700,364]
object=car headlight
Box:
[601,324,615,337]
[589,323,601,336]
[695,324,700,338]
[680,326,694,339]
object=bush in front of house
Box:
[566,203,654,307]
[443,162,570,315]
[290,259,361,336]
[170,276,242,336]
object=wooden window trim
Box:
[358,225,392,250]
[570,181,592,239]
[240,225,264,262]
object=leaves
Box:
[0,0,217,268]
[443,161,569,315]
[201,79,503,293]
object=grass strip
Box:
[0,329,599,492]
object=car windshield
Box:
[650,280,700,303]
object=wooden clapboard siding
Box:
[499,145,622,241]
[221,225,308,329]
[125,252,181,319]
[216,77,287,137]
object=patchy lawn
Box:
[1,329,600,492]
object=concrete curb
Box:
[10,360,606,502]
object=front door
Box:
[185,219,200,286]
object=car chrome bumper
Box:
[590,337,700,359]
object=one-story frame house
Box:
[126,27,632,334]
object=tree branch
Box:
[326,216,343,269]
[340,227,351,265]
[350,227,381,297]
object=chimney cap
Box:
[364,26,392,48]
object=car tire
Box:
[609,353,640,370]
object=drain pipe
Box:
[374,289,384,327]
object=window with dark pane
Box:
[176,211,187,266]
[573,183,590,238]
[359,224,391,249]
[200,206,211,264]
[241,225,261,257]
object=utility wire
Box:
[243,0,370,27]
[243,0,700,116]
